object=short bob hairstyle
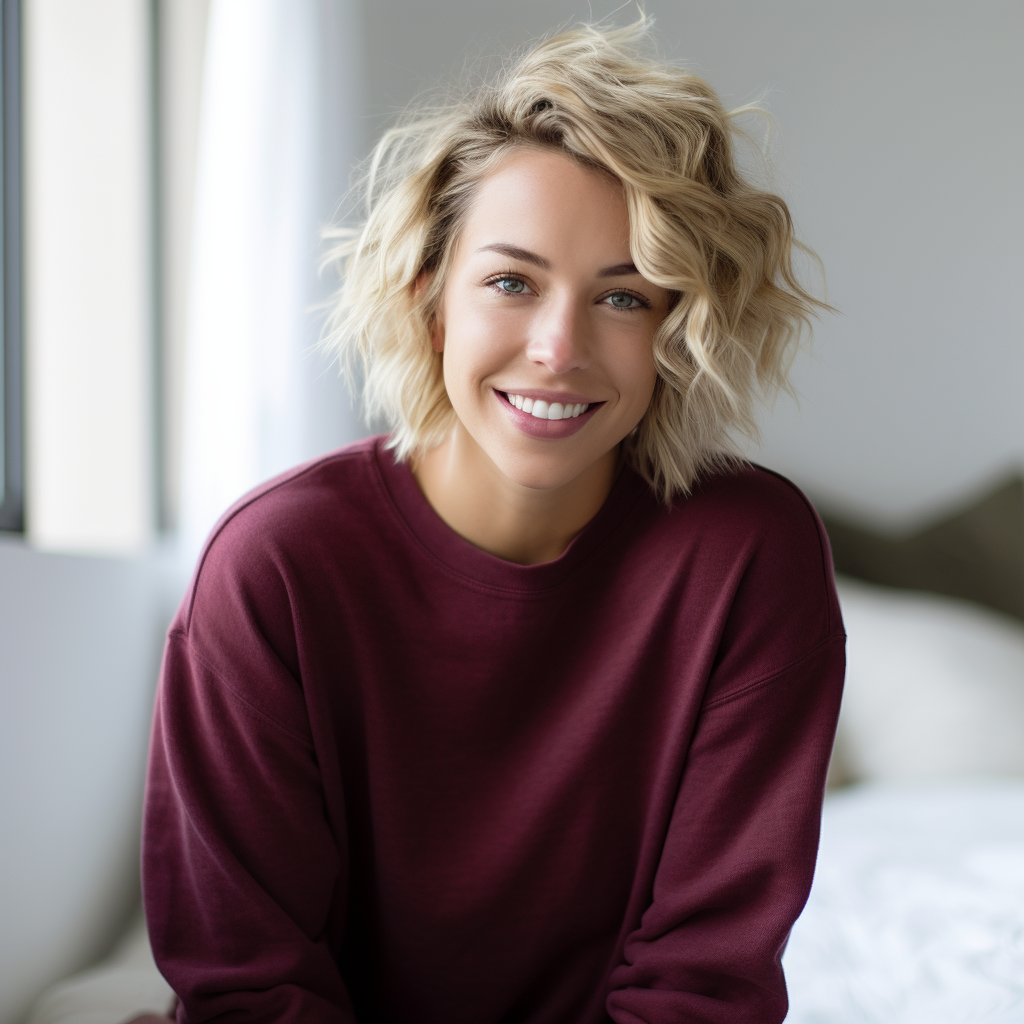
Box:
[324,17,826,501]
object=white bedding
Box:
[784,780,1024,1024]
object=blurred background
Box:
[0,1,1021,1022]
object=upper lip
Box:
[496,387,603,405]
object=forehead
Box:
[455,147,631,261]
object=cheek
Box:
[443,312,517,383]
[439,323,491,410]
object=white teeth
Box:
[504,392,590,420]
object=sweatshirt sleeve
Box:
[606,471,846,1024]
[142,628,356,1024]
[605,631,845,1024]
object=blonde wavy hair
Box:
[323,16,827,500]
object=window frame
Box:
[0,0,22,533]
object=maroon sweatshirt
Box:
[142,436,844,1024]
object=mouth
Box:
[493,388,604,439]
[501,391,604,421]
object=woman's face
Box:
[432,147,672,493]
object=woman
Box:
[143,19,844,1024]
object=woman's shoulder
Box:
[640,460,833,573]
[207,435,385,546]
[637,460,843,665]
[683,461,826,539]
[178,436,391,631]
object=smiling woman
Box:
[414,147,670,564]
[142,17,845,1024]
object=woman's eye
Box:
[604,291,645,310]
[493,276,527,294]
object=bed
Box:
[26,574,1024,1024]
[784,779,1024,1023]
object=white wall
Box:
[362,0,1024,526]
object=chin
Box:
[491,444,609,494]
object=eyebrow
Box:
[476,243,640,278]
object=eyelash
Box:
[484,271,652,312]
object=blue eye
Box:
[495,277,526,294]
[605,291,644,309]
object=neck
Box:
[412,427,618,566]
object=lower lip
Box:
[495,390,602,439]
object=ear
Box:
[414,270,445,353]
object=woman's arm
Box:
[605,633,845,1024]
[143,629,357,1023]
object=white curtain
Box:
[179,0,366,565]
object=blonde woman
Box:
[143,19,844,1024]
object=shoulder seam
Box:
[702,631,846,710]
[183,447,369,630]
[166,628,313,748]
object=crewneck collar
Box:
[372,436,651,594]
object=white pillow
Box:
[834,576,1024,782]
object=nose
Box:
[524,294,590,374]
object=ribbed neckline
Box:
[372,437,651,594]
